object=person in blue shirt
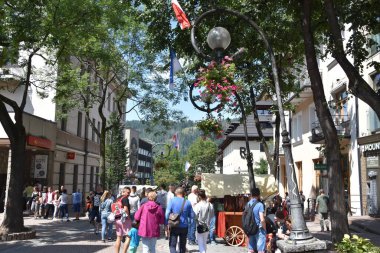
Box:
[125,221,141,253]
[165,187,192,253]
[247,188,266,253]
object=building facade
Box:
[278,30,380,216]
[219,107,273,175]
[125,128,153,184]
[0,51,126,209]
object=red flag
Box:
[171,0,191,30]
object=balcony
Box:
[286,80,313,105]
[0,65,24,89]
[309,115,351,144]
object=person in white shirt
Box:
[187,185,199,245]
[128,185,140,221]
[44,187,55,219]
[194,190,214,253]
[58,189,70,222]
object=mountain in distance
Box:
[125,120,202,155]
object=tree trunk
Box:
[100,122,107,188]
[274,111,280,180]
[323,0,380,120]
[300,0,349,243]
[0,126,27,235]
[249,86,275,175]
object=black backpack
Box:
[242,201,259,235]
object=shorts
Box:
[128,247,137,253]
[73,203,81,212]
[115,218,131,237]
[248,228,267,252]
[90,207,101,223]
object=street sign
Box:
[314,164,328,170]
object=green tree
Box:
[186,137,218,175]
[105,113,127,190]
[0,0,102,235]
[254,158,268,175]
[153,149,185,186]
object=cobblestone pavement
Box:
[0,214,379,252]
[0,215,246,253]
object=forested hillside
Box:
[125,120,203,155]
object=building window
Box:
[92,118,96,142]
[95,167,99,186]
[61,118,67,131]
[260,143,264,152]
[90,166,94,191]
[292,113,302,143]
[97,121,101,144]
[77,112,82,137]
[369,33,380,56]
[73,165,78,192]
[59,163,65,187]
[107,92,111,111]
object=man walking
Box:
[187,185,198,245]
[72,189,82,220]
[166,187,192,253]
[128,185,140,221]
[247,188,266,253]
[316,189,330,232]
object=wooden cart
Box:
[201,173,277,247]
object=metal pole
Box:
[235,92,256,191]
[190,7,312,241]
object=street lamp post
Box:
[189,26,256,191]
[190,8,329,249]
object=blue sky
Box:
[126,97,208,122]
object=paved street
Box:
[0,214,379,252]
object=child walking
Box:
[125,221,140,253]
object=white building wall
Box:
[223,140,267,175]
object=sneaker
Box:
[108,238,113,241]
[210,241,217,245]
[66,219,70,222]
[327,227,330,231]
[188,241,196,245]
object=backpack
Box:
[111,197,126,219]
[242,201,259,236]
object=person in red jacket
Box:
[134,191,165,253]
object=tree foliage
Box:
[153,149,185,186]
[186,137,218,175]
[254,158,268,175]
[105,113,127,189]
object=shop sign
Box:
[66,152,76,160]
[27,135,52,149]
[314,164,328,170]
[367,156,379,168]
[34,155,48,178]
[363,142,380,157]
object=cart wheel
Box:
[225,225,245,247]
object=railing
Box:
[309,114,351,143]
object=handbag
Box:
[168,198,186,228]
[107,212,115,223]
[196,203,210,233]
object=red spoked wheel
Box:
[225,225,245,246]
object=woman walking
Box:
[134,191,164,253]
[100,191,114,242]
[194,189,214,253]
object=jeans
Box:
[248,228,266,253]
[169,227,188,253]
[208,216,216,242]
[101,213,113,240]
[197,231,208,253]
[59,204,69,220]
[141,237,157,253]
[188,210,196,242]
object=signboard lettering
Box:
[363,142,380,157]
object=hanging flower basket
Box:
[194,56,241,105]
[196,118,224,139]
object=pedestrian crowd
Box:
[22,182,330,253]
[24,184,82,222]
